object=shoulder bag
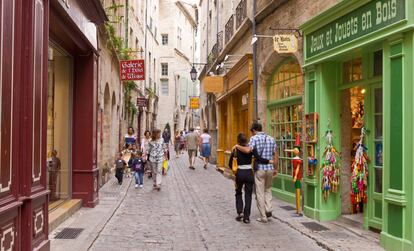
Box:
[232,149,238,173]
[253,136,267,172]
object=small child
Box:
[129,151,146,188]
[115,152,126,185]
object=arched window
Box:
[267,59,303,177]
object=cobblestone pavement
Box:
[51,152,383,251]
[87,153,323,251]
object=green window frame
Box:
[267,59,303,176]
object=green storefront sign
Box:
[306,0,405,58]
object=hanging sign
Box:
[203,76,224,93]
[120,60,145,81]
[137,98,149,107]
[189,96,200,109]
[273,34,298,53]
[305,0,405,58]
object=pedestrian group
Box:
[113,123,276,225]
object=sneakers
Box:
[256,218,268,223]
[135,184,139,188]
[139,185,143,188]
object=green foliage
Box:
[104,3,138,122]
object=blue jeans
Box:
[134,172,144,185]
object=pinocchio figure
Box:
[285,133,303,216]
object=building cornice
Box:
[176,1,197,28]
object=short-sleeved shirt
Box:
[249,132,277,171]
[148,139,165,163]
[200,133,211,144]
[185,132,199,150]
[125,134,137,146]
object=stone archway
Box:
[111,91,117,159]
[257,50,303,128]
[103,84,111,167]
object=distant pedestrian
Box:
[199,128,211,169]
[236,122,278,223]
[179,131,185,154]
[124,127,137,147]
[115,152,127,185]
[148,129,166,191]
[162,128,171,145]
[185,127,199,170]
[141,130,152,179]
[174,131,181,157]
[129,151,146,188]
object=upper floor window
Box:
[161,63,168,76]
[161,79,169,95]
[162,34,168,45]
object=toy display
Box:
[321,126,340,201]
[285,133,303,215]
[350,127,370,212]
[307,145,317,176]
[305,113,318,143]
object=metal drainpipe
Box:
[125,0,129,48]
[252,0,258,121]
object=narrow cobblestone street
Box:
[90,154,323,251]
[51,153,326,250]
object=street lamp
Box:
[190,66,198,82]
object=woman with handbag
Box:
[229,133,255,224]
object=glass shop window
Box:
[343,58,362,83]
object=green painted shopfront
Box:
[270,0,414,250]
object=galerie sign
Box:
[120,60,145,81]
[273,34,298,53]
[306,0,405,58]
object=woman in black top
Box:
[229,133,270,224]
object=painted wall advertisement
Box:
[120,60,145,81]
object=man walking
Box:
[237,122,278,223]
[185,127,199,169]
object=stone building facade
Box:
[157,0,199,134]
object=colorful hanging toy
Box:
[321,125,340,201]
[307,146,318,176]
[350,127,370,212]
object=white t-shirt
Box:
[200,133,211,144]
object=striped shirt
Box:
[249,132,277,171]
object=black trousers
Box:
[235,169,254,218]
[115,168,123,184]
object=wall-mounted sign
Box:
[273,34,298,53]
[203,76,224,93]
[189,96,200,109]
[305,0,405,58]
[120,60,145,81]
[137,98,148,107]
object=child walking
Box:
[115,152,126,185]
[129,151,146,188]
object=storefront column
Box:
[72,53,99,208]
[19,0,49,250]
[380,33,414,250]
[307,62,342,222]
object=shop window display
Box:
[268,60,303,176]
[47,45,72,205]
